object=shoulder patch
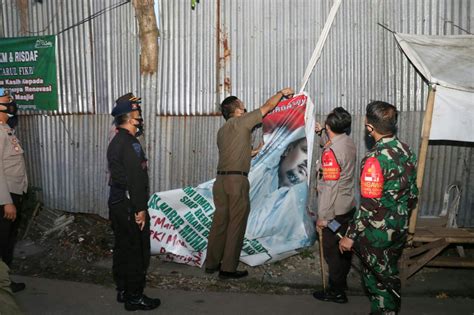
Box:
[132,142,142,157]
[321,148,341,181]
[361,156,384,198]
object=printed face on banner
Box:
[278,137,308,187]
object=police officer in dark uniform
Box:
[107,93,160,311]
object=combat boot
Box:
[312,288,348,304]
[116,289,125,303]
[124,294,161,311]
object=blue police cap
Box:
[111,93,142,117]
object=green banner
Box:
[0,35,58,110]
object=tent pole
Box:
[408,85,437,238]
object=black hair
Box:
[113,113,130,127]
[325,107,352,134]
[220,96,240,120]
[366,101,398,135]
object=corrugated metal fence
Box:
[0,0,472,225]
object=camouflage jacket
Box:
[346,136,418,246]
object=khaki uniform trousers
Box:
[206,174,250,272]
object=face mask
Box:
[0,101,18,117]
[365,124,374,138]
[364,124,376,149]
[7,116,18,128]
[133,117,144,137]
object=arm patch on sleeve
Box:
[132,143,142,157]
[360,157,384,198]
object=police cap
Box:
[111,93,142,117]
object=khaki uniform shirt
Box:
[316,133,356,220]
[0,121,28,205]
[216,109,262,173]
[0,261,23,314]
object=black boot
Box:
[10,281,26,293]
[218,270,249,279]
[116,289,125,303]
[124,294,161,311]
[205,263,221,274]
[312,288,348,304]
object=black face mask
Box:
[134,118,144,137]
[7,116,18,129]
[364,125,376,149]
[0,101,18,117]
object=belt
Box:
[217,171,248,177]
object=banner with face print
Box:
[148,93,316,267]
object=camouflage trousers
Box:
[357,233,405,313]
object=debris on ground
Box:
[33,208,75,236]
[436,292,449,299]
[10,209,474,297]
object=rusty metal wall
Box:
[0,0,472,225]
[153,0,474,226]
[153,0,218,115]
[0,0,140,114]
[16,114,111,213]
[0,0,139,217]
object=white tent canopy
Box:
[395,33,474,142]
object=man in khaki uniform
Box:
[205,87,294,279]
[0,88,27,293]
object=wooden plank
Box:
[416,217,448,228]
[426,256,474,268]
[413,236,474,243]
[409,87,436,235]
[414,227,474,238]
[403,238,447,259]
[403,240,449,280]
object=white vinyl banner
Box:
[148,94,317,267]
[430,86,474,142]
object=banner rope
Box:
[299,0,342,93]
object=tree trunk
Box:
[16,0,29,35]
[132,0,159,75]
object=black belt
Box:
[217,171,248,177]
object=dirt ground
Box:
[10,204,474,298]
[13,210,326,294]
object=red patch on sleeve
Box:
[321,149,341,181]
[360,157,384,198]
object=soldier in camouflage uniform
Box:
[339,101,418,315]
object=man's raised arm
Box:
[260,87,294,116]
